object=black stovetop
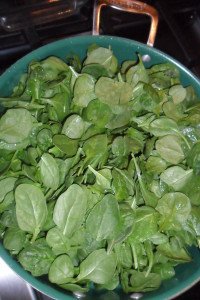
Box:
[0,0,200,77]
[0,0,200,76]
[0,0,200,299]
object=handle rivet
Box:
[142,54,151,62]
[73,292,86,298]
[130,292,143,299]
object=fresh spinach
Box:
[160,166,193,191]
[86,194,120,241]
[15,184,47,242]
[53,184,87,237]
[0,44,199,296]
[0,108,33,145]
[62,114,88,139]
[18,238,55,276]
[156,192,191,231]
[39,153,60,190]
[3,227,27,255]
[48,254,74,284]
[77,249,117,284]
[0,177,17,202]
[155,135,185,164]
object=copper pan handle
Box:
[93,0,159,47]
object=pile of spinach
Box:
[0,44,200,295]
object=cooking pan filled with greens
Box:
[0,39,200,300]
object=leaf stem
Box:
[31,228,39,243]
[131,154,141,178]
[131,244,138,270]
[131,154,144,189]
[185,104,200,113]
[178,133,191,150]
[107,239,115,254]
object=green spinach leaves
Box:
[0,44,199,296]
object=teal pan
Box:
[0,35,200,300]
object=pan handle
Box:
[92,0,159,47]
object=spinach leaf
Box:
[179,174,200,206]
[15,184,47,241]
[18,238,55,276]
[49,254,74,284]
[127,127,145,152]
[160,166,193,191]
[66,54,81,72]
[156,192,191,231]
[95,77,132,106]
[86,194,120,241]
[188,207,200,236]
[77,230,105,262]
[146,156,167,175]
[0,177,17,202]
[0,108,33,144]
[112,168,134,201]
[36,128,53,152]
[0,149,14,175]
[86,194,119,241]
[84,47,118,75]
[187,142,200,175]
[126,56,149,87]
[121,60,136,74]
[83,99,112,128]
[106,109,131,130]
[81,134,108,172]
[3,227,27,255]
[88,166,112,192]
[0,223,5,238]
[169,84,186,104]
[122,270,161,293]
[163,101,185,121]
[130,83,161,114]
[39,153,60,190]
[77,249,117,284]
[95,272,119,291]
[42,200,55,231]
[52,134,79,157]
[107,203,135,251]
[114,242,133,269]
[0,191,14,213]
[132,113,156,132]
[40,56,69,80]
[149,117,180,137]
[53,184,87,237]
[149,233,168,245]
[0,205,18,228]
[128,207,158,243]
[132,155,158,207]
[148,64,179,90]
[46,226,70,255]
[153,263,175,280]
[149,117,190,148]
[157,238,191,263]
[43,92,70,123]
[73,74,96,107]
[156,135,185,164]
[82,64,109,80]
[62,114,87,139]
[112,136,129,157]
